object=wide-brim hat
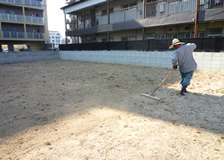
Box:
[169,38,185,49]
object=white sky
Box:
[47,0,66,38]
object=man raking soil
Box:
[142,38,197,100]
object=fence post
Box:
[200,38,203,51]
[148,39,150,51]
[107,42,110,51]
[125,41,128,50]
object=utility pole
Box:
[107,0,110,42]
[194,0,200,38]
[142,0,145,40]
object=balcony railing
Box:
[27,32,45,39]
[1,31,45,39]
[0,0,22,5]
[26,16,44,23]
[0,13,44,24]
[24,0,44,8]
[3,31,25,38]
[66,0,224,31]
[0,13,24,22]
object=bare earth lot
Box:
[0,60,224,160]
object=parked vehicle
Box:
[3,49,8,52]
[19,48,31,51]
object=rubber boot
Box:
[180,85,187,95]
[182,85,188,93]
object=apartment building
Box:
[48,31,62,48]
[61,0,224,44]
[0,0,49,51]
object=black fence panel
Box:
[149,40,168,50]
[214,38,222,52]
[94,42,108,50]
[109,41,127,50]
[127,40,148,50]
[202,38,216,52]
[189,38,202,51]
[77,44,84,50]
[222,38,224,51]
[82,43,94,50]
[166,39,173,49]
[59,38,224,52]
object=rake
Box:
[142,67,176,100]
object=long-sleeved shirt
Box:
[172,43,197,73]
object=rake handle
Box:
[151,68,176,95]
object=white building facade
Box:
[48,31,63,48]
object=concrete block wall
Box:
[194,52,224,72]
[0,50,223,72]
[0,51,60,64]
[59,51,174,68]
[59,51,224,72]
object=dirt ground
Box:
[0,60,224,160]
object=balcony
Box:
[66,0,224,32]
[26,16,44,24]
[0,13,45,24]
[24,0,43,8]
[2,31,25,38]
[0,13,24,22]
[27,32,45,39]
[67,6,144,31]
[0,0,22,5]
[1,31,45,39]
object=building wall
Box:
[84,21,224,42]
[0,0,49,51]
[64,0,224,43]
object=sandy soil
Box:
[0,60,224,160]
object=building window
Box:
[101,10,107,15]
[179,33,191,39]
[167,33,177,39]
[91,38,97,42]
[102,37,114,42]
[122,36,136,41]
[122,2,137,10]
[129,2,137,7]
[146,33,155,39]
[198,32,206,38]
[156,34,165,39]
[208,28,222,37]
[122,37,128,41]
[101,8,114,16]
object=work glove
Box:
[173,65,177,70]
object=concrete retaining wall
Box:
[0,51,223,72]
[0,51,60,64]
[59,51,224,72]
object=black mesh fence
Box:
[60,37,224,52]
